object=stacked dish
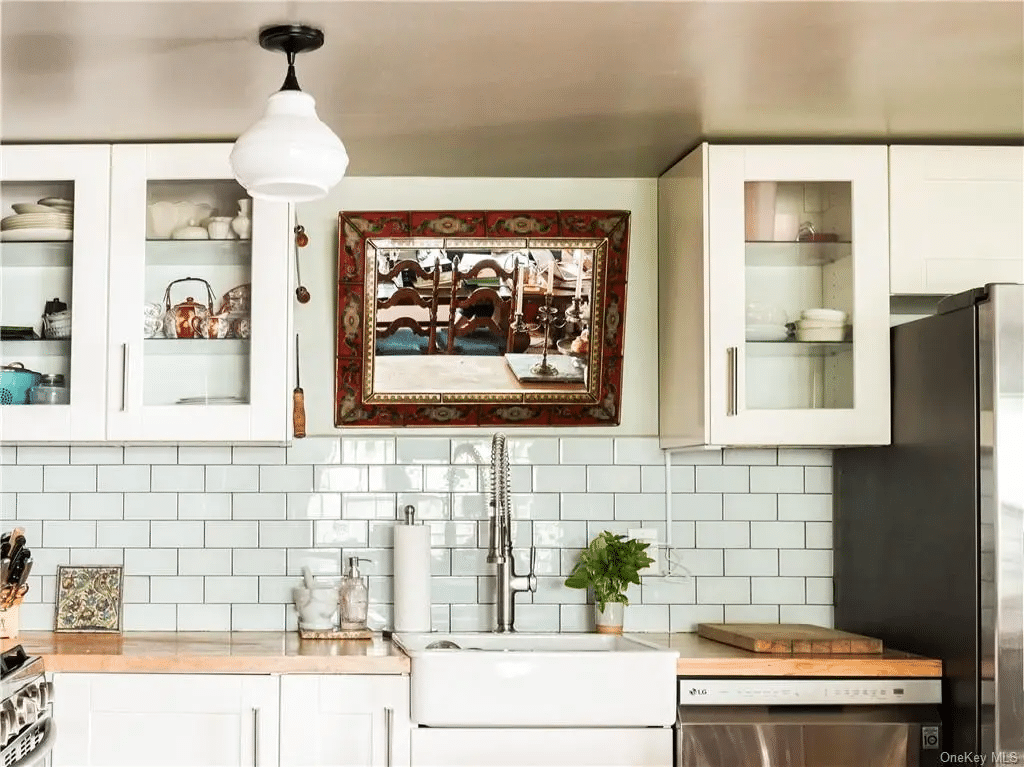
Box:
[746,302,789,341]
[794,308,848,342]
[1,198,74,241]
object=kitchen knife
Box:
[6,548,29,586]
[0,532,10,560]
[5,528,25,567]
[293,333,306,439]
[0,558,8,585]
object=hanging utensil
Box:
[293,333,306,439]
[294,222,310,304]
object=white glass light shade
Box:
[230,90,349,203]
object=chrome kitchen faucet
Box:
[487,433,537,632]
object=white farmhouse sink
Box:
[393,632,679,727]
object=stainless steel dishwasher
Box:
[676,678,943,767]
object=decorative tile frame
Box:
[54,565,124,633]
[335,210,630,428]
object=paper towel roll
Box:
[394,524,432,631]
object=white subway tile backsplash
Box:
[559,437,612,465]
[9,435,834,632]
[43,465,95,492]
[723,494,777,521]
[178,446,232,465]
[588,465,641,493]
[533,465,586,493]
[559,492,613,521]
[780,604,834,627]
[205,465,260,492]
[18,492,69,520]
[17,447,70,465]
[124,492,177,520]
[723,448,776,466]
[232,493,286,520]
[151,465,205,492]
[97,465,151,493]
[613,493,664,521]
[151,521,204,548]
[695,466,749,493]
[804,466,832,494]
[749,466,804,494]
[368,465,423,492]
[71,446,123,465]
[696,521,749,549]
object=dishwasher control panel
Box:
[678,678,942,705]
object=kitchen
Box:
[0,1,1022,766]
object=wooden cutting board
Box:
[697,623,883,654]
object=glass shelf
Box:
[746,340,853,357]
[144,338,249,355]
[0,241,73,267]
[745,240,852,267]
[146,239,251,266]
[0,338,71,356]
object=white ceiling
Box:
[2,0,1022,177]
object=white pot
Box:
[595,602,624,634]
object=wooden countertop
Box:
[2,631,940,678]
[1,632,410,674]
[638,633,942,677]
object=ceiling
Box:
[1,1,1022,177]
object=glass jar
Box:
[29,374,69,405]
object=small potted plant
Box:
[564,531,655,634]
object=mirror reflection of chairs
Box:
[437,257,518,356]
[375,256,445,356]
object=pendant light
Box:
[230,24,348,202]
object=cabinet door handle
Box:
[120,343,130,411]
[384,706,393,767]
[727,346,739,416]
[252,707,260,766]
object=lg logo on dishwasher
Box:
[687,688,708,696]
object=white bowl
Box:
[796,326,846,342]
[796,318,845,330]
[12,203,55,214]
[801,308,846,322]
[746,324,789,342]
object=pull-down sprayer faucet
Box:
[487,433,537,632]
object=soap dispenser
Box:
[338,557,370,631]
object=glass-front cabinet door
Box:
[707,145,890,446]
[106,144,290,441]
[0,145,111,441]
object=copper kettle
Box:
[162,277,215,339]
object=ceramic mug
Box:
[292,586,338,630]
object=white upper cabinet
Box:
[659,143,891,448]
[889,145,1024,295]
[105,144,291,442]
[0,145,111,441]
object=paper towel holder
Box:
[401,504,419,525]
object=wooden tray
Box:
[298,627,373,640]
[697,623,883,654]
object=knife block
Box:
[0,605,19,639]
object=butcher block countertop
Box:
[2,631,939,677]
[1,631,410,674]
[640,633,942,677]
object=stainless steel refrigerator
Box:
[834,283,1023,761]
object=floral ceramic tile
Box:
[54,565,123,633]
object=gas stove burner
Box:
[0,646,29,679]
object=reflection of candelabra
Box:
[530,293,567,377]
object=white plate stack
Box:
[0,198,74,241]
[795,308,848,342]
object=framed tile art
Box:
[54,565,123,633]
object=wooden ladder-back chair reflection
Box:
[375,256,443,355]
[442,257,518,356]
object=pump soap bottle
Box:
[338,556,370,633]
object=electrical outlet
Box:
[628,528,660,576]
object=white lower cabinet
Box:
[410,727,672,767]
[52,673,279,767]
[279,675,410,767]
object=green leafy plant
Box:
[564,531,655,612]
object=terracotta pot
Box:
[595,602,624,634]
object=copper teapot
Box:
[162,277,215,339]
